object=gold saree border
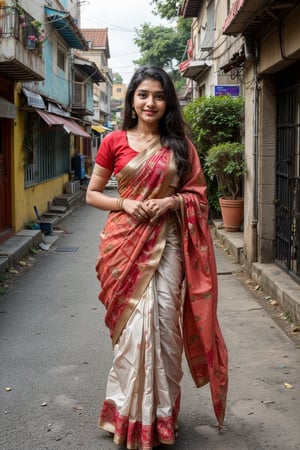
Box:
[112,218,169,346]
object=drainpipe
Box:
[69,49,74,173]
[252,50,259,263]
[245,37,259,262]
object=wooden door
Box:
[0,118,12,241]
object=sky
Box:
[80,0,167,84]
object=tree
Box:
[151,0,179,20]
[134,18,191,70]
[134,24,178,69]
[113,72,123,84]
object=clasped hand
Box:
[122,198,170,223]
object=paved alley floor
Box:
[0,200,300,450]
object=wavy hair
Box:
[122,65,191,178]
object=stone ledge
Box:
[251,262,300,325]
[0,230,42,268]
[212,219,244,264]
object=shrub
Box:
[205,142,246,200]
[184,95,245,209]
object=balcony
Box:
[179,57,211,80]
[179,0,204,18]
[72,83,92,116]
[223,0,297,37]
[0,6,44,81]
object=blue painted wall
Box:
[37,40,70,107]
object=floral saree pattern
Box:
[96,139,228,448]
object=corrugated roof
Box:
[36,110,90,138]
[45,7,88,50]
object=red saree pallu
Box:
[96,139,228,449]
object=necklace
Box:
[127,132,158,143]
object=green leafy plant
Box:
[184,95,245,156]
[184,95,245,210]
[205,142,246,200]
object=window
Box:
[57,48,65,71]
[24,113,69,187]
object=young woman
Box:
[86,65,228,449]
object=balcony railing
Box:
[0,6,44,81]
[71,82,92,115]
[0,6,44,50]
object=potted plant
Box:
[205,142,246,231]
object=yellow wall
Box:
[12,85,69,231]
[112,83,126,100]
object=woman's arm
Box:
[86,165,122,211]
[86,164,153,219]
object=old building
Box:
[179,0,300,317]
[223,0,300,285]
[179,0,243,98]
[0,0,110,239]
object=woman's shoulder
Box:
[102,129,126,144]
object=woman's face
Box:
[132,78,167,126]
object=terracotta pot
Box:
[219,197,244,232]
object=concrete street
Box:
[0,197,300,450]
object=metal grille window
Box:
[276,82,300,283]
[24,113,69,187]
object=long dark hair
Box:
[122,65,191,178]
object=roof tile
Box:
[80,29,108,48]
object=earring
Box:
[131,108,136,119]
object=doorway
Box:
[0,118,12,242]
[276,67,300,283]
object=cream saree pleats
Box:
[99,220,184,449]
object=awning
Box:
[36,110,91,138]
[22,87,45,109]
[92,125,110,134]
[0,97,16,119]
[45,7,88,50]
[74,58,106,84]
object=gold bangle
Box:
[116,197,124,210]
[172,195,178,211]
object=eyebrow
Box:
[136,89,165,94]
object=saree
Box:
[96,139,228,449]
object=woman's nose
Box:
[146,96,155,107]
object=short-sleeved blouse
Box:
[95,130,139,175]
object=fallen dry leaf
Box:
[18,260,27,267]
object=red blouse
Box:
[95,130,139,175]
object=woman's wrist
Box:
[116,197,124,210]
[171,195,178,211]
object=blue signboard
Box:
[215,85,240,97]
